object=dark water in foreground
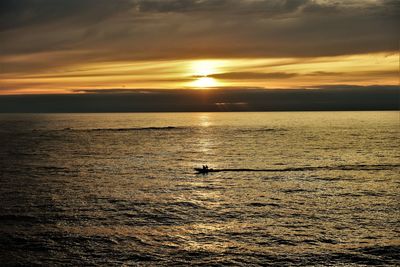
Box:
[0,112,399,266]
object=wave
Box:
[239,128,288,133]
[54,126,181,132]
[89,126,179,132]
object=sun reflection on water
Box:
[199,113,211,127]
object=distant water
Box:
[0,112,399,266]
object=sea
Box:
[0,111,399,266]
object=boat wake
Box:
[195,164,400,173]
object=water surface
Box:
[0,112,399,266]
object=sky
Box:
[0,0,399,110]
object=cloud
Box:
[135,0,311,14]
[0,0,132,32]
[0,0,398,64]
[1,85,398,112]
[208,72,297,80]
[306,70,399,77]
[72,89,158,94]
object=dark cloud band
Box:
[0,86,398,112]
[0,0,398,63]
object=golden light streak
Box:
[0,53,397,94]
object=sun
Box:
[189,60,220,88]
[192,77,217,88]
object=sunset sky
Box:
[0,0,399,96]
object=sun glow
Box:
[190,60,221,88]
[192,61,218,76]
[192,77,218,88]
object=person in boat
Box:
[202,165,209,171]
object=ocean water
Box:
[0,111,399,266]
